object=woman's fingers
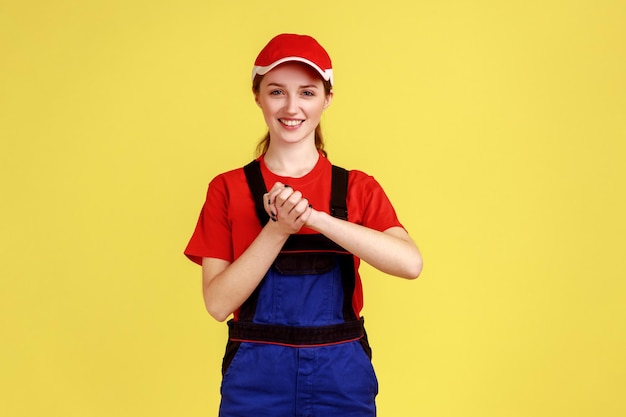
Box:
[266,183,300,211]
[276,189,301,208]
[264,182,284,220]
[263,182,312,232]
[289,197,311,221]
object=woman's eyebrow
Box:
[266,82,319,89]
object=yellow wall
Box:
[1,0,624,415]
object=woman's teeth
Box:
[280,119,303,127]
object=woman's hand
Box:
[264,182,313,235]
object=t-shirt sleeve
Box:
[184,174,233,265]
[348,170,405,232]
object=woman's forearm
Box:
[307,211,422,279]
[202,224,289,321]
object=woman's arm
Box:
[201,226,285,322]
[202,185,311,321]
[265,181,423,280]
[306,210,423,279]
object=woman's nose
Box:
[285,95,299,114]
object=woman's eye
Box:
[270,90,283,95]
[302,91,314,96]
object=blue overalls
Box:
[218,161,378,417]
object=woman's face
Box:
[255,62,332,148]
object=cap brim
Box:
[252,57,333,85]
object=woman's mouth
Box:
[279,119,304,127]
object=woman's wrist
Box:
[262,219,293,242]
[304,208,328,232]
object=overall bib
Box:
[218,161,378,417]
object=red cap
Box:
[252,33,333,86]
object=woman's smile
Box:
[279,118,305,128]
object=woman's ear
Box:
[323,91,334,109]
[253,88,261,108]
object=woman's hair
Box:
[252,73,333,157]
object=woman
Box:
[185,33,422,417]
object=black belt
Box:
[228,317,365,346]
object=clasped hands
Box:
[263,182,316,234]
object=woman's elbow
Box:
[203,296,232,322]
[409,259,423,279]
[212,313,231,323]
[403,254,423,280]
[205,304,231,322]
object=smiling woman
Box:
[184,33,422,417]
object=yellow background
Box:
[1,0,624,416]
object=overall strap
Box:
[243,160,270,226]
[330,165,349,220]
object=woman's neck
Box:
[263,144,320,178]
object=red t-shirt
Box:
[185,153,404,317]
